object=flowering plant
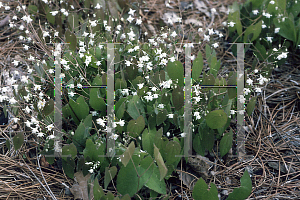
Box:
[226,0,300,79]
[0,0,269,198]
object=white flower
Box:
[266,37,273,43]
[237,110,244,115]
[37,132,45,137]
[212,42,219,48]
[254,69,258,73]
[270,0,275,4]
[228,21,235,27]
[230,110,235,115]
[275,27,280,33]
[127,15,134,23]
[158,104,164,109]
[208,28,214,35]
[137,83,144,89]
[69,91,75,97]
[169,56,176,62]
[90,20,97,27]
[24,106,31,114]
[246,78,253,86]
[171,31,177,37]
[262,24,267,28]
[264,13,272,18]
[88,169,94,173]
[136,18,142,25]
[203,34,210,41]
[96,118,106,126]
[48,135,55,139]
[50,11,59,16]
[46,124,54,131]
[255,87,262,93]
[167,114,174,118]
[105,26,111,32]
[128,8,136,15]
[95,3,102,9]
[119,119,125,127]
[109,133,119,140]
[166,132,170,137]
[244,88,251,95]
[180,132,187,137]
[252,10,259,15]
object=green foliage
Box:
[192,178,219,200]
[227,170,252,200]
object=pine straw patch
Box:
[0,154,74,199]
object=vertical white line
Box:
[54,43,62,157]
[236,43,245,160]
[184,45,192,158]
[107,43,115,157]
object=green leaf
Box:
[13,132,24,151]
[104,166,118,189]
[156,109,168,126]
[73,115,92,152]
[115,98,126,119]
[127,116,145,138]
[83,139,105,163]
[164,140,181,165]
[69,96,89,123]
[192,178,219,200]
[153,144,168,181]
[89,88,106,111]
[120,141,135,167]
[220,129,233,157]
[145,162,167,195]
[243,20,262,43]
[62,143,77,161]
[273,14,297,43]
[46,12,55,25]
[116,158,139,197]
[127,95,145,120]
[28,5,38,14]
[247,96,257,116]
[93,178,104,200]
[192,52,203,81]
[227,170,252,200]
[166,61,184,87]
[65,29,77,52]
[193,133,205,156]
[206,110,228,129]
[142,129,155,157]
[62,157,75,179]
[172,86,184,111]
[227,72,237,99]
[43,99,54,116]
[137,156,154,190]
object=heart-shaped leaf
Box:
[13,132,24,151]
[206,109,228,129]
[93,178,104,200]
[227,72,237,99]
[127,116,145,137]
[43,99,54,116]
[167,60,184,87]
[247,96,257,116]
[227,170,252,200]
[154,144,168,181]
[120,141,135,167]
[172,86,184,111]
[192,178,218,200]
[62,143,77,161]
[104,166,118,189]
[192,52,203,81]
[220,129,233,157]
[62,157,75,179]
[65,30,77,52]
[156,109,168,126]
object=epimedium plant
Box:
[227,0,300,79]
[0,0,272,199]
